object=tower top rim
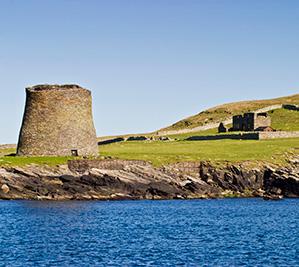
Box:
[26,84,90,93]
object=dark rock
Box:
[0,159,298,200]
[263,167,299,197]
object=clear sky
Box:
[0,0,298,144]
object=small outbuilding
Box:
[218,122,227,133]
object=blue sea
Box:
[0,199,298,267]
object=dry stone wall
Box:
[0,144,16,149]
[254,104,283,113]
[186,133,259,141]
[282,104,299,111]
[259,131,299,139]
[68,159,151,173]
[186,131,299,141]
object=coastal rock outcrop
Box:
[0,159,298,200]
[263,166,299,198]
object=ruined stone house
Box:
[231,115,243,131]
[231,112,271,131]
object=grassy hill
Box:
[97,107,299,142]
[160,94,299,132]
[166,108,299,140]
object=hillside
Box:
[95,93,299,141]
[166,108,299,140]
[159,94,299,132]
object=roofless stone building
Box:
[231,112,271,132]
[17,84,98,156]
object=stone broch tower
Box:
[17,84,98,156]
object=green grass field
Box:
[0,138,298,167]
[0,148,76,166]
[99,138,299,166]
[0,154,72,167]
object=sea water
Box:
[0,198,298,266]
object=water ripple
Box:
[0,198,298,266]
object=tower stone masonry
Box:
[17,84,98,156]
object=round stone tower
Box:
[17,84,98,157]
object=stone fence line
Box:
[0,144,16,150]
[68,159,151,173]
[259,131,299,140]
[185,131,299,141]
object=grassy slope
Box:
[160,94,299,131]
[270,108,299,131]
[99,138,299,167]
[97,108,299,142]
[166,108,299,140]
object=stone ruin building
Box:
[230,112,271,132]
[17,84,98,156]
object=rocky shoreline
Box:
[0,158,298,201]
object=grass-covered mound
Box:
[160,94,299,132]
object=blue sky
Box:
[0,0,298,143]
